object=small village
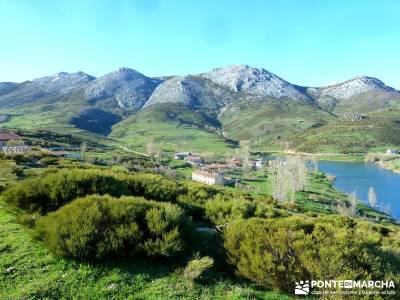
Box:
[0,130,269,192]
[173,151,265,186]
[2,130,400,191]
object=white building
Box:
[250,158,264,170]
[192,170,225,185]
[174,152,191,160]
[386,149,398,155]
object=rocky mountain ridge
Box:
[201,64,313,102]
[1,65,399,113]
[307,76,396,100]
[84,67,162,109]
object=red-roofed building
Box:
[0,132,22,146]
[185,155,203,165]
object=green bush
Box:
[3,168,276,225]
[176,182,222,219]
[205,195,256,225]
[183,254,214,281]
[2,169,127,213]
[35,194,190,259]
[38,157,59,165]
[11,166,24,177]
[224,215,400,293]
[2,169,182,214]
[120,173,181,203]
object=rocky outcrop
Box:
[201,64,312,101]
[307,76,396,100]
[0,72,94,108]
[144,76,238,110]
[84,68,162,109]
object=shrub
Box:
[3,168,276,225]
[2,169,127,213]
[11,166,24,176]
[11,154,31,165]
[38,157,59,165]
[120,173,181,202]
[2,169,182,214]
[176,183,222,219]
[183,254,214,282]
[16,212,40,228]
[224,215,400,293]
[35,194,190,259]
[205,194,256,225]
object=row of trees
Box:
[270,156,309,203]
[269,156,383,218]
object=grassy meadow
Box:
[110,105,238,156]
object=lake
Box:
[318,161,400,219]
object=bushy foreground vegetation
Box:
[1,163,400,298]
[3,168,279,224]
[0,207,289,300]
[2,169,180,214]
[224,215,400,294]
[35,195,190,259]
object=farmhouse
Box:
[185,155,203,165]
[192,170,225,185]
[0,131,29,154]
[174,152,191,160]
[250,158,264,170]
[0,131,22,147]
[386,149,398,155]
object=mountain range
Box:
[1,65,400,154]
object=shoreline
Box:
[365,153,400,174]
[266,150,365,162]
[375,160,400,174]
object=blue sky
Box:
[0,0,399,88]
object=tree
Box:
[146,138,156,160]
[309,156,318,176]
[80,142,87,161]
[270,156,309,203]
[270,159,286,202]
[368,187,378,208]
[349,191,358,217]
[239,140,251,171]
[335,191,358,217]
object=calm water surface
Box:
[318,161,400,219]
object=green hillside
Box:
[220,100,335,148]
[291,108,400,153]
[332,91,400,114]
[2,86,400,158]
[110,104,238,156]
[0,86,126,135]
